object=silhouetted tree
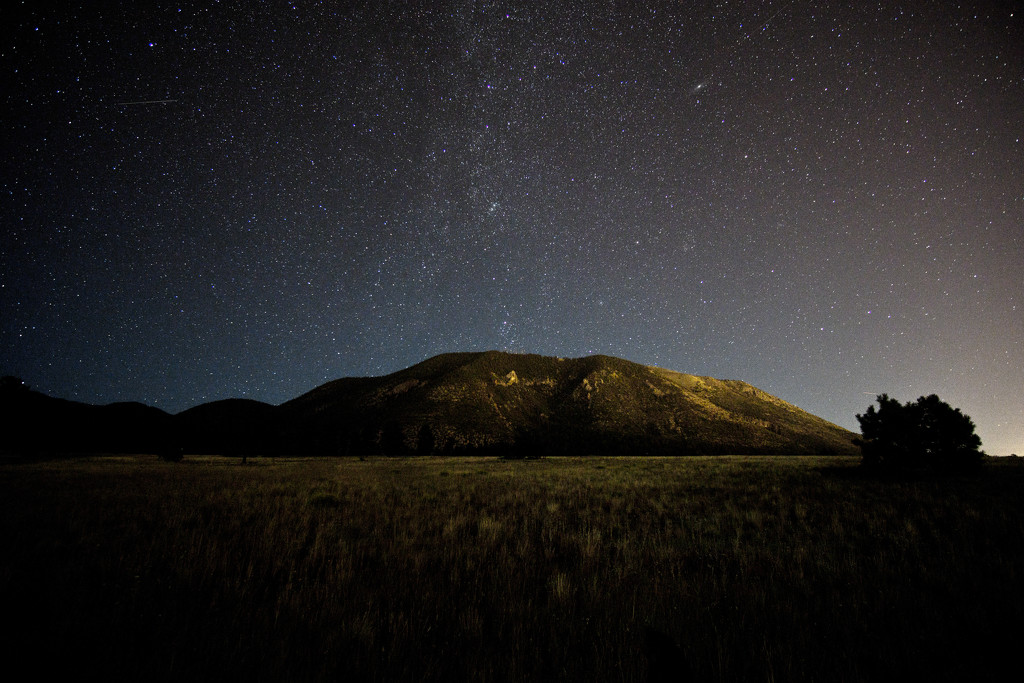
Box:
[856,394,984,473]
[380,421,407,455]
[158,442,184,463]
[416,424,435,455]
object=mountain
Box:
[175,398,280,455]
[0,377,173,455]
[0,353,859,457]
[278,351,858,456]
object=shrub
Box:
[158,446,184,463]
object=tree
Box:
[416,424,435,455]
[856,394,984,473]
[380,420,407,455]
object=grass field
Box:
[2,455,1022,681]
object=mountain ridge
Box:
[1,352,858,456]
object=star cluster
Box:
[2,1,1022,453]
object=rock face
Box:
[495,370,519,386]
[278,351,859,456]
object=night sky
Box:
[3,1,1022,454]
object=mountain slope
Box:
[2,353,858,456]
[0,379,173,455]
[280,351,858,456]
[175,399,280,455]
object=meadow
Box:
[2,455,1022,681]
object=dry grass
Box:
[2,455,1023,681]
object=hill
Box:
[0,377,172,455]
[175,399,280,455]
[1,353,858,456]
[278,351,858,456]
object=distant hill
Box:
[0,376,173,455]
[0,353,859,457]
[175,398,279,455]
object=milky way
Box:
[2,1,1022,453]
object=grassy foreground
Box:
[2,455,1022,682]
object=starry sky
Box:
[3,1,1022,454]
